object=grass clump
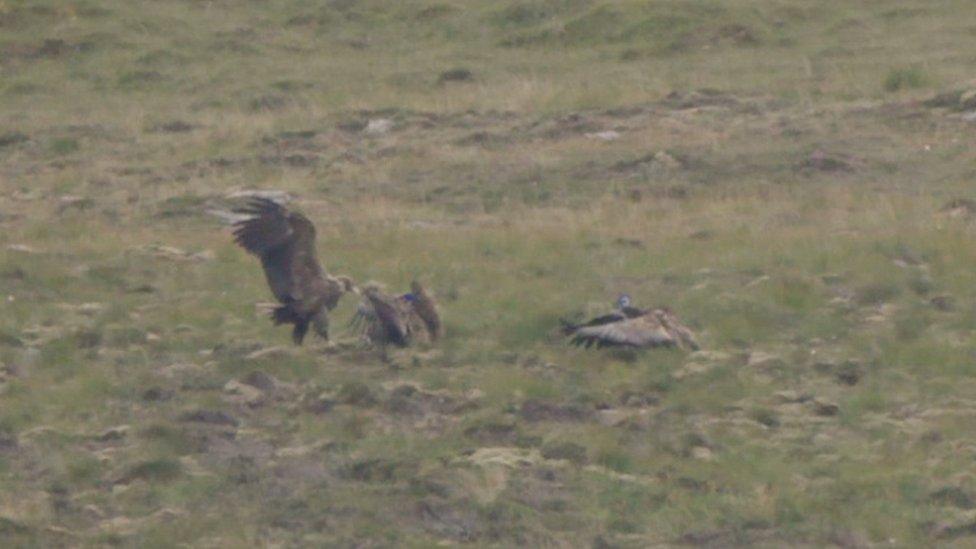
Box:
[883,67,928,92]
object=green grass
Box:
[883,66,929,92]
[3,0,976,546]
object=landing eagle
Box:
[232,197,355,344]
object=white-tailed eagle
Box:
[232,197,355,344]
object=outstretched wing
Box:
[570,314,676,349]
[410,281,442,341]
[350,301,375,332]
[233,198,326,308]
[232,198,294,256]
[561,311,626,335]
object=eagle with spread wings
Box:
[232,197,356,344]
[563,295,699,350]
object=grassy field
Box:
[3,0,976,546]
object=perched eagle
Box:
[351,281,442,347]
[232,197,356,344]
[563,295,699,350]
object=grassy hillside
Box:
[3,0,976,546]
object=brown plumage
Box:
[356,285,411,347]
[232,197,355,344]
[566,301,699,350]
[409,281,443,341]
[352,282,442,347]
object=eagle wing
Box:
[561,311,627,335]
[361,289,410,347]
[410,281,442,341]
[233,198,327,311]
[570,313,677,349]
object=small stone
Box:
[748,351,786,369]
[364,118,393,135]
[691,446,714,461]
[100,516,137,534]
[672,360,714,380]
[746,275,770,287]
[223,380,265,407]
[7,244,40,254]
[57,195,95,213]
[940,198,976,218]
[145,245,214,262]
[83,504,106,520]
[276,444,319,458]
[686,350,733,363]
[245,346,294,361]
[150,508,185,522]
[77,303,104,316]
[466,447,540,469]
[585,130,621,141]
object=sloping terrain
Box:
[3,1,976,546]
